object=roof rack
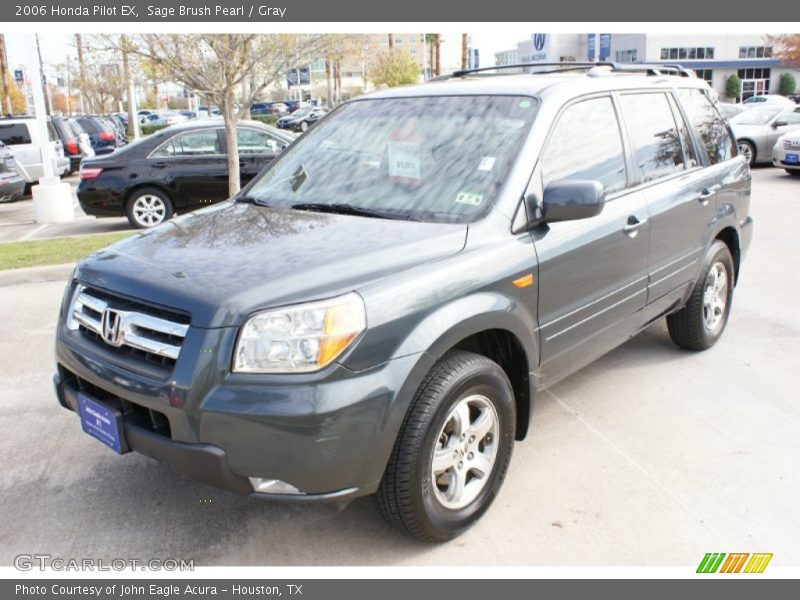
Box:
[438,61,696,80]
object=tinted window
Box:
[779,107,800,125]
[620,93,685,183]
[542,96,626,193]
[75,118,102,134]
[678,89,734,164]
[237,128,288,155]
[153,130,221,157]
[0,123,32,145]
[668,94,698,168]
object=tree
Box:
[779,72,796,96]
[370,50,419,88]
[461,33,468,70]
[128,34,322,196]
[726,74,742,102]
[433,34,442,76]
[766,34,800,65]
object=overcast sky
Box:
[4,31,539,71]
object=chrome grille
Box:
[784,139,800,150]
[67,285,189,363]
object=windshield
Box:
[245,95,538,223]
[731,106,782,126]
[291,108,313,117]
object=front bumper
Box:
[55,321,433,501]
[773,146,800,170]
[0,176,25,202]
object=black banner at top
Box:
[1,0,798,22]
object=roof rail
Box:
[437,61,696,80]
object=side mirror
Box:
[773,120,788,128]
[536,180,606,224]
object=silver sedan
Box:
[773,130,800,176]
[730,105,800,165]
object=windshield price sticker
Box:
[388,141,422,182]
[455,192,483,206]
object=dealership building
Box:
[495,34,800,102]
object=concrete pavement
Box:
[0,168,798,566]
[0,174,132,243]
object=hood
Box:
[75,201,467,328]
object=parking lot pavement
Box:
[0,175,132,243]
[1,168,798,567]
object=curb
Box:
[0,263,75,288]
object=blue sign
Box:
[78,393,124,454]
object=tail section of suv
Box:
[54,62,752,542]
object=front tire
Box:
[376,350,516,542]
[125,187,173,229]
[786,169,800,176]
[667,240,735,350]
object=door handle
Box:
[152,161,167,168]
[623,215,648,237]
[698,184,721,205]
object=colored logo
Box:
[697,553,773,573]
[533,34,546,51]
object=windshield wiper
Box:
[236,195,271,207]
[290,202,403,220]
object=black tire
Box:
[376,350,516,542]
[667,240,735,351]
[125,187,174,229]
[738,140,756,166]
[786,169,800,176]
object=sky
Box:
[3,31,537,72]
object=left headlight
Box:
[233,292,366,374]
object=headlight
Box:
[233,292,366,373]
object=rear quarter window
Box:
[678,88,735,164]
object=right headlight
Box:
[233,292,366,374]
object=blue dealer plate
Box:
[785,153,799,164]
[78,393,124,454]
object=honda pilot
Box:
[54,62,753,542]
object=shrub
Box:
[726,74,742,101]
[250,115,279,127]
[779,72,797,96]
[141,124,169,135]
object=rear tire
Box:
[125,187,173,229]
[376,350,516,542]
[667,240,735,351]
[738,140,755,166]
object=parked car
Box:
[282,100,308,113]
[788,93,800,104]
[162,112,189,126]
[0,116,70,182]
[137,109,156,124]
[51,116,94,174]
[249,102,272,116]
[772,130,800,175]
[77,119,294,228]
[741,94,795,107]
[103,115,129,144]
[0,141,25,202]
[55,64,752,542]
[276,106,328,132]
[178,110,197,120]
[717,103,746,120]
[74,116,118,155]
[730,105,800,165]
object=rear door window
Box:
[542,96,627,193]
[678,89,735,164]
[620,92,686,183]
[0,123,32,145]
[237,128,289,155]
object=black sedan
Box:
[276,107,328,132]
[77,120,294,228]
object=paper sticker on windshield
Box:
[478,156,496,172]
[388,141,422,182]
[455,192,483,206]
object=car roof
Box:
[150,118,295,140]
[361,68,712,104]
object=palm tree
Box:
[461,33,468,70]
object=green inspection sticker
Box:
[519,100,531,108]
[455,192,483,206]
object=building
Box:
[494,34,800,102]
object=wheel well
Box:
[737,138,756,159]
[452,329,531,441]
[715,227,741,284]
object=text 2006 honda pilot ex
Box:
[55,63,752,542]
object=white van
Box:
[0,117,71,183]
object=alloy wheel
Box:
[132,194,167,227]
[702,261,728,331]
